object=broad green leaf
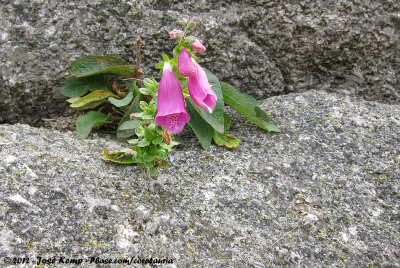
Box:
[76,111,109,138]
[138,139,150,147]
[145,161,154,167]
[144,124,156,141]
[152,136,163,145]
[70,56,137,77]
[61,75,111,98]
[212,113,239,148]
[220,82,280,133]
[143,152,156,162]
[70,100,104,110]
[118,119,138,131]
[156,149,168,160]
[127,139,139,144]
[150,166,159,176]
[254,107,280,132]
[108,92,133,107]
[66,97,81,104]
[148,144,158,155]
[213,131,240,149]
[70,90,118,109]
[223,113,231,132]
[194,69,224,133]
[102,150,136,164]
[185,99,214,150]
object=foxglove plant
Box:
[61,18,279,176]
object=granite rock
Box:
[0,90,399,267]
[1,0,399,124]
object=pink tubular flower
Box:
[155,62,190,133]
[169,29,183,39]
[178,49,196,77]
[187,60,217,113]
[191,39,206,52]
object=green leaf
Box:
[185,99,214,150]
[70,56,137,77]
[152,136,163,145]
[127,139,139,145]
[162,53,170,61]
[61,75,110,98]
[70,100,105,110]
[194,69,224,133]
[135,125,145,137]
[138,88,153,95]
[148,144,159,155]
[118,119,138,131]
[66,97,81,104]
[156,149,168,160]
[128,80,138,94]
[223,113,231,132]
[70,90,118,109]
[102,150,136,164]
[133,112,153,120]
[108,92,133,107]
[144,124,156,141]
[150,166,159,176]
[138,139,150,147]
[213,131,240,148]
[220,82,280,133]
[117,94,142,139]
[145,161,154,167]
[143,152,156,162]
[155,61,164,69]
[76,111,109,138]
[160,141,180,151]
[254,107,280,132]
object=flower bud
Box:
[191,39,206,52]
[182,18,188,28]
[169,29,183,39]
[178,48,196,77]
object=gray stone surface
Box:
[1,0,399,124]
[0,90,399,267]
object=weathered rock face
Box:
[0,91,399,266]
[1,0,399,124]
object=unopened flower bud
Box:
[191,39,206,52]
[169,29,183,39]
[182,18,188,28]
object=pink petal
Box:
[155,62,190,133]
[178,49,196,77]
[187,60,217,113]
